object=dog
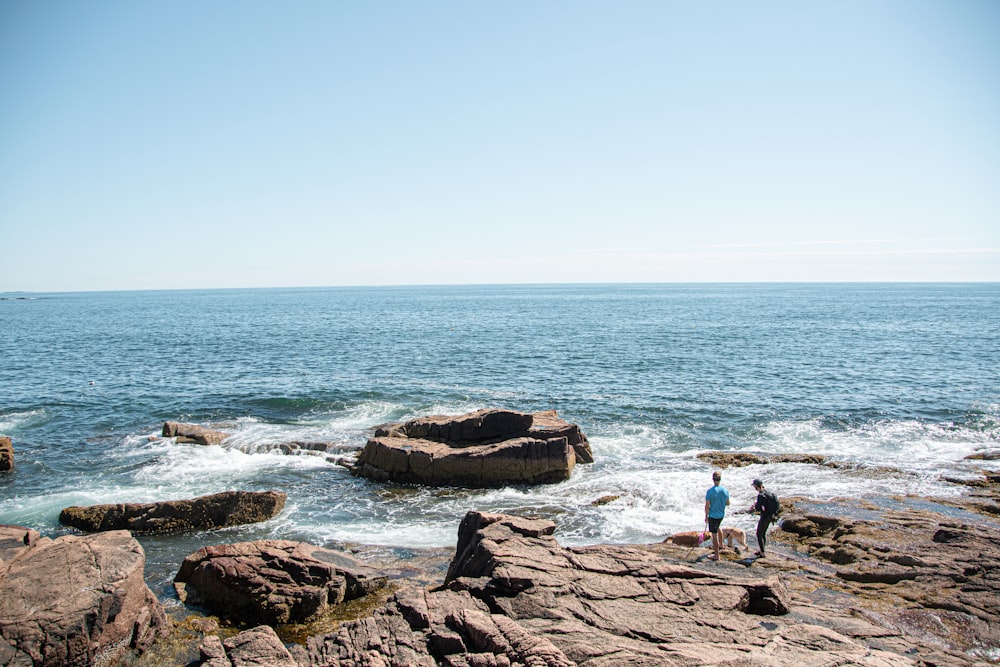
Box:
[662,530,711,547]
[719,526,749,554]
[663,527,748,554]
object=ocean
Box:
[1,283,998,600]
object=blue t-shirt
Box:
[705,485,729,519]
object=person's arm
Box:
[704,499,710,520]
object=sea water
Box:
[1,283,998,597]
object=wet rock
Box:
[353,409,593,487]
[175,540,388,625]
[0,528,168,666]
[162,421,231,445]
[698,451,828,468]
[964,449,1000,461]
[59,490,287,534]
[0,436,12,472]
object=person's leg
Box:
[708,517,722,560]
[756,515,773,556]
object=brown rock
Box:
[162,421,231,445]
[0,524,40,573]
[779,509,1000,656]
[401,409,534,443]
[528,409,594,464]
[213,625,300,667]
[353,409,593,487]
[0,529,168,666]
[175,540,388,625]
[276,512,914,667]
[0,436,12,472]
[59,490,286,534]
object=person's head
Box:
[712,471,722,485]
[752,479,763,491]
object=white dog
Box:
[718,526,749,554]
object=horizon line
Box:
[3,279,999,296]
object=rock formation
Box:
[59,490,287,534]
[0,526,168,666]
[198,510,945,666]
[352,409,593,487]
[778,508,1000,653]
[162,421,231,445]
[0,436,12,472]
[174,540,389,626]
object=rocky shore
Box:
[2,415,999,665]
[114,467,999,666]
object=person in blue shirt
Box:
[704,470,730,561]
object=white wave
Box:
[132,441,331,491]
[308,401,409,430]
[0,409,45,432]
[294,519,457,549]
[754,417,989,473]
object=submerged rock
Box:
[353,409,593,487]
[175,540,388,626]
[0,527,168,666]
[59,490,287,534]
[698,451,828,468]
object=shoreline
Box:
[123,466,1000,666]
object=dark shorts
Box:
[708,517,723,533]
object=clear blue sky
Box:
[2,1,998,291]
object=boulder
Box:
[162,421,231,445]
[174,540,388,625]
[0,528,168,666]
[59,490,287,534]
[0,436,12,472]
[199,626,299,667]
[354,409,593,487]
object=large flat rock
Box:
[0,528,168,666]
[353,409,593,487]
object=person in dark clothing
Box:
[749,479,779,557]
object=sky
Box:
[1,1,998,292]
